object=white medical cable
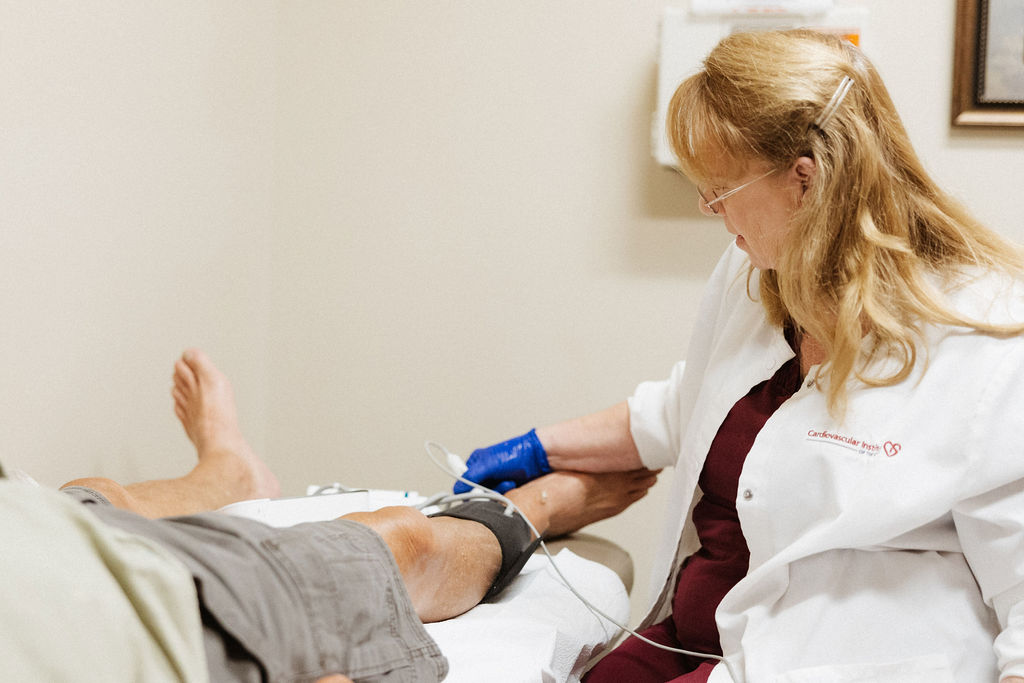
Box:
[422,441,725,662]
[416,489,517,515]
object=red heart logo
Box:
[884,441,901,457]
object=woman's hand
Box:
[454,429,550,494]
[456,402,646,494]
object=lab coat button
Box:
[742,489,753,501]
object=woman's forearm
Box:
[535,401,644,473]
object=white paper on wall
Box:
[690,0,833,15]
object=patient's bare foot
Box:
[506,469,658,538]
[173,348,280,501]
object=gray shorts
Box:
[63,487,447,682]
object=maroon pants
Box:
[584,619,716,682]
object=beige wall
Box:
[3,1,1023,623]
[0,1,277,487]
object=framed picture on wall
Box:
[952,0,1024,127]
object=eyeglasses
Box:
[697,168,776,216]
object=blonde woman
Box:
[460,29,1024,682]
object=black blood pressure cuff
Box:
[429,499,542,601]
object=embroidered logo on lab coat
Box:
[807,429,902,457]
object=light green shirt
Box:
[0,480,209,682]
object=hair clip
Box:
[814,76,854,129]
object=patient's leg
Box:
[346,468,656,623]
[59,346,654,624]
[61,349,280,518]
[509,467,659,538]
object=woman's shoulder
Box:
[936,266,1024,324]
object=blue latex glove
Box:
[454,429,551,494]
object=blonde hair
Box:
[668,29,1024,415]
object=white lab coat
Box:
[628,244,1024,682]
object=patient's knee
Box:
[345,506,439,570]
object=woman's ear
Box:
[793,156,817,192]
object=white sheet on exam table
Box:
[425,549,629,683]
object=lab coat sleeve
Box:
[953,478,1024,679]
[626,244,751,472]
[628,360,687,471]
[952,341,1024,679]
